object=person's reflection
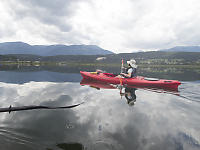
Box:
[120,87,137,106]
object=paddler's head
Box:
[127,59,137,68]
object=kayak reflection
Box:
[80,78,180,106]
[80,79,137,106]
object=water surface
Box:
[0,68,200,150]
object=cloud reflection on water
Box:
[0,81,199,150]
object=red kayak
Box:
[80,71,181,90]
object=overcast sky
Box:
[0,0,200,53]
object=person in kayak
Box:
[120,59,137,78]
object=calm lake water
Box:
[0,66,200,150]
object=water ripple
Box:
[0,126,39,148]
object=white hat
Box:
[127,59,137,68]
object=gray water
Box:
[0,68,200,150]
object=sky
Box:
[0,0,200,53]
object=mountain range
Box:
[0,42,200,56]
[160,46,200,52]
[0,42,113,56]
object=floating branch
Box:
[0,102,84,113]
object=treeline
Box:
[0,51,200,65]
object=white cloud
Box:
[0,0,200,53]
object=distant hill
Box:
[1,51,200,64]
[0,42,113,56]
[160,46,200,52]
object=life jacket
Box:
[125,67,137,78]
